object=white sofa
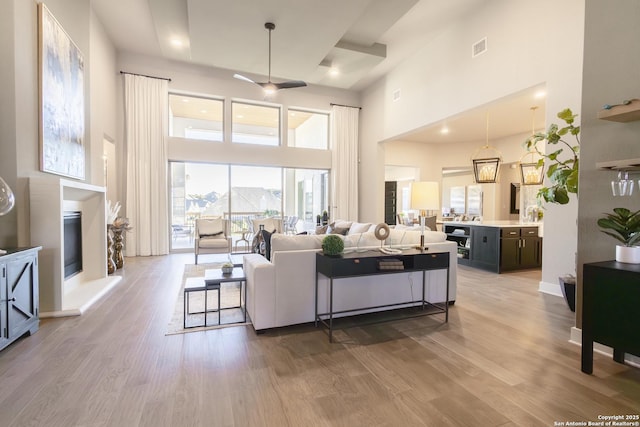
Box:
[243,226,457,331]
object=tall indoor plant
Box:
[523,108,580,205]
[524,108,580,311]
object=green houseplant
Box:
[598,208,640,264]
[322,234,344,257]
[523,108,580,205]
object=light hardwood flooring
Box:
[0,254,638,427]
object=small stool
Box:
[234,229,250,253]
[184,277,221,328]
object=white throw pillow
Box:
[348,222,373,234]
[198,218,224,237]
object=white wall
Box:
[361,0,584,295]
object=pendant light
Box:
[519,106,544,185]
[471,111,502,183]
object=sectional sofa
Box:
[242,222,457,331]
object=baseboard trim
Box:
[569,327,640,368]
[538,280,562,297]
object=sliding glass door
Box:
[170,162,329,251]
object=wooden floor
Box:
[1,254,638,427]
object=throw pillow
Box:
[328,225,349,235]
[315,225,328,234]
[199,230,224,238]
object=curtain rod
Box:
[330,103,361,110]
[119,71,172,82]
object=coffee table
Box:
[204,267,247,323]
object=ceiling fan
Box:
[233,22,307,94]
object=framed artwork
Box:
[466,184,483,216]
[38,3,85,180]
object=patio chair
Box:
[194,217,232,264]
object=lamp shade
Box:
[410,181,440,211]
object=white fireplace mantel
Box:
[29,177,121,317]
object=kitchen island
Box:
[443,221,542,273]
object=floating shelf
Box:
[596,158,640,171]
[597,98,640,122]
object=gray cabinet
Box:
[1,247,40,352]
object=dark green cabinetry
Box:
[444,224,541,273]
[582,261,640,374]
[471,226,500,272]
[1,247,40,352]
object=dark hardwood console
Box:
[315,249,449,342]
[582,260,640,374]
[1,247,41,351]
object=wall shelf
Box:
[596,158,640,171]
[597,98,640,122]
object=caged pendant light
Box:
[519,106,545,186]
[471,111,502,183]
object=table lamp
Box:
[410,181,440,250]
[0,176,16,255]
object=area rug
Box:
[166,262,252,335]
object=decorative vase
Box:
[107,226,116,274]
[615,245,640,264]
[113,228,125,269]
[221,266,233,275]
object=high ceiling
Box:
[91,0,546,144]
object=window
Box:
[232,102,280,146]
[283,168,329,233]
[169,94,223,141]
[287,109,329,149]
[169,162,229,250]
[169,162,329,251]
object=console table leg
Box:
[581,338,594,374]
[329,278,334,343]
[315,273,318,327]
[613,348,625,364]
[445,268,450,322]
[422,271,426,310]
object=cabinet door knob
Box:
[8,297,16,302]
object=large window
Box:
[169,94,223,141]
[287,109,329,149]
[169,162,329,251]
[232,102,280,146]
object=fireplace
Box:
[63,211,83,278]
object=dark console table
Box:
[582,260,640,374]
[315,249,449,342]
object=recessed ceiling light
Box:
[200,110,207,113]
[182,98,189,103]
[170,38,184,48]
[237,115,244,119]
[440,127,450,135]
[329,67,340,77]
[534,90,546,99]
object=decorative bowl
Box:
[221,265,233,275]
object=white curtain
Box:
[330,105,360,221]
[123,74,169,256]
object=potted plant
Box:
[322,234,344,257]
[597,207,640,263]
[523,108,580,205]
[221,262,234,275]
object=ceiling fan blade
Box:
[274,80,307,90]
[233,73,258,85]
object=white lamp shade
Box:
[410,181,440,211]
